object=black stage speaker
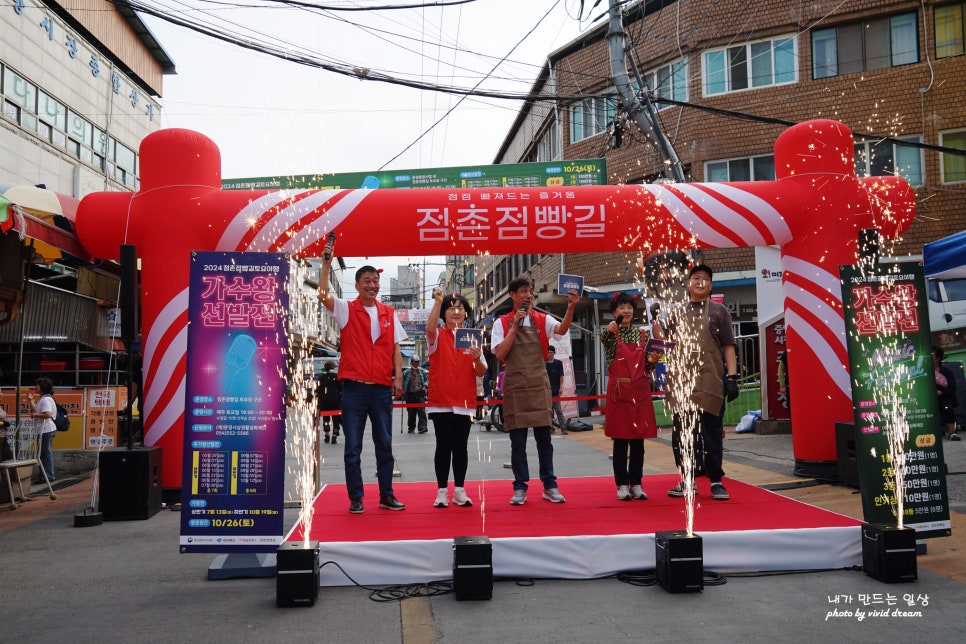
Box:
[655,530,703,593]
[99,446,162,520]
[277,542,320,607]
[119,243,138,343]
[862,522,917,583]
[835,422,860,488]
[453,536,492,600]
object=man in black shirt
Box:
[545,346,567,434]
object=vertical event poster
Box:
[763,321,790,420]
[840,262,951,538]
[180,252,289,553]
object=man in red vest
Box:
[492,276,579,506]
[320,243,406,514]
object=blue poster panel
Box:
[179,251,289,553]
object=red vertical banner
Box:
[765,320,790,420]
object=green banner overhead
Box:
[840,261,951,538]
[222,159,607,191]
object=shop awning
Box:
[0,183,89,262]
[924,228,966,280]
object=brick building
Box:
[472,0,966,389]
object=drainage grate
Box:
[27,476,89,496]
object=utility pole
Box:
[606,0,686,183]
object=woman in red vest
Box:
[425,288,488,508]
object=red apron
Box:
[604,332,657,439]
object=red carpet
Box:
[285,475,863,586]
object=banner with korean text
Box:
[840,262,951,538]
[179,251,289,553]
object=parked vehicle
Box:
[924,230,966,355]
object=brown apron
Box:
[502,325,552,430]
[666,303,724,415]
[604,331,658,439]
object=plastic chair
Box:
[1,420,58,510]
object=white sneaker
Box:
[616,485,631,501]
[433,488,448,508]
[452,487,472,507]
[542,488,566,503]
[630,485,648,500]
[510,489,527,505]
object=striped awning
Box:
[0,183,89,262]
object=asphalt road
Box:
[1,412,964,643]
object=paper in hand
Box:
[454,328,483,350]
[558,273,584,296]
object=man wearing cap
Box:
[319,244,407,515]
[655,264,738,501]
[402,356,428,433]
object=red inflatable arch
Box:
[75,119,915,490]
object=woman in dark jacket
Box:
[934,347,961,441]
[316,361,342,444]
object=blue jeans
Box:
[39,430,55,480]
[509,426,556,491]
[551,400,566,428]
[341,381,395,500]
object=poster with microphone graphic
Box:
[180,251,289,553]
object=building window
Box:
[1,63,139,184]
[527,124,557,162]
[2,67,38,132]
[854,136,924,186]
[812,12,919,79]
[935,3,965,58]
[645,59,688,104]
[705,155,775,181]
[703,36,796,95]
[940,128,966,184]
[570,95,616,143]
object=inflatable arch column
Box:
[76,119,915,490]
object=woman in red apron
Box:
[602,293,658,500]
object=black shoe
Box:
[379,495,406,511]
[418,429,428,434]
[948,433,962,441]
[324,435,330,443]
[408,429,415,433]
[349,499,364,514]
[331,437,337,444]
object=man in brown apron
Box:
[492,276,579,505]
[656,264,739,501]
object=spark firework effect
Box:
[851,259,916,529]
[284,260,319,545]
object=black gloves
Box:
[725,378,739,402]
